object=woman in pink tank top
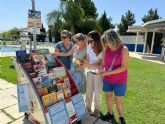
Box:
[99,29,129,124]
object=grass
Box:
[0,57,17,84]
[1,57,165,123]
[101,58,165,124]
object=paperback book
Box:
[42,92,57,108]
[33,64,47,77]
[57,91,64,101]
[53,67,66,78]
[41,74,52,87]
[38,49,50,55]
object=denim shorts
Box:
[103,80,127,96]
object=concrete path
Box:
[0,78,111,124]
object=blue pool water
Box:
[0,46,29,52]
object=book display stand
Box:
[12,49,87,124]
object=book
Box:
[37,87,48,96]
[48,85,58,93]
[38,48,50,55]
[33,55,46,64]
[16,50,30,63]
[56,83,64,91]
[48,101,70,124]
[45,54,56,68]
[32,77,42,89]
[63,77,70,89]
[64,88,71,98]
[17,83,30,112]
[29,72,36,78]
[33,64,47,77]
[53,67,66,78]
[57,91,64,101]
[42,92,57,108]
[65,99,77,123]
[48,73,56,81]
[72,93,87,120]
[41,74,52,87]
[29,50,38,57]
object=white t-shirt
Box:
[87,45,102,72]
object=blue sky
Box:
[0,0,165,32]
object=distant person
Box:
[54,30,74,70]
[100,29,129,124]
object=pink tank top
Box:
[103,44,128,84]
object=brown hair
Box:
[87,30,102,55]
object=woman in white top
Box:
[83,30,103,117]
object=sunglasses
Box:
[60,36,68,39]
[88,39,94,43]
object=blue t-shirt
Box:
[55,41,74,70]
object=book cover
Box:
[41,74,52,87]
[63,77,70,89]
[45,54,56,67]
[48,73,56,81]
[53,67,66,78]
[41,92,57,108]
[64,88,71,98]
[48,85,58,93]
[17,84,30,112]
[33,55,46,64]
[29,50,38,57]
[57,91,64,101]
[33,64,47,77]
[56,82,64,91]
[65,99,77,123]
[37,87,48,96]
[48,101,70,124]
[32,77,42,89]
[16,50,30,63]
[38,48,50,55]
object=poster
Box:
[72,93,87,120]
[17,84,30,112]
[48,101,70,124]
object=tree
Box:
[142,8,162,52]
[36,24,46,42]
[48,25,52,42]
[47,0,99,35]
[117,10,136,35]
[79,0,98,19]
[1,28,20,40]
[142,8,160,23]
[98,11,115,33]
[8,27,20,40]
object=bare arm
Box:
[54,47,74,57]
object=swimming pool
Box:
[0,45,29,52]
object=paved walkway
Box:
[0,78,110,124]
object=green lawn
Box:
[0,57,17,84]
[101,58,165,124]
[1,57,165,123]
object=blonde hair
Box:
[102,29,122,47]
